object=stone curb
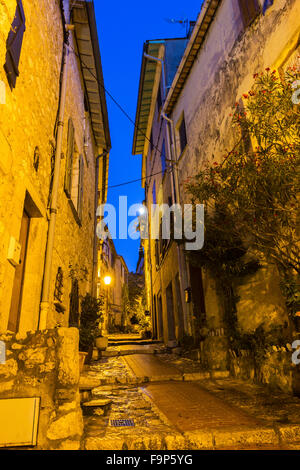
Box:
[88,370,230,387]
[84,424,300,450]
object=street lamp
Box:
[103,274,112,333]
[104,275,112,286]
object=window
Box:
[77,154,84,221]
[161,140,166,175]
[178,116,187,155]
[65,118,84,223]
[238,0,260,28]
[157,83,162,111]
[150,130,154,154]
[152,180,156,205]
[65,118,75,197]
[4,0,26,89]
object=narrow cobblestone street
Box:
[80,336,300,450]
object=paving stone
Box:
[81,349,300,450]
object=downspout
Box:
[39,34,71,330]
[143,53,166,98]
[161,111,192,336]
[143,52,191,338]
[92,151,108,297]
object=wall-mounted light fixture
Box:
[184,287,192,303]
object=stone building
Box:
[0,0,110,334]
[97,235,128,333]
[0,0,110,448]
[133,0,300,391]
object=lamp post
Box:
[103,274,112,334]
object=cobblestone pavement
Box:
[81,352,300,450]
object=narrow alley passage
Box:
[80,336,300,451]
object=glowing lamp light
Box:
[139,206,146,215]
[103,275,112,286]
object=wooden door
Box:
[189,264,206,321]
[8,210,30,332]
[152,294,158,340]
[166,282,176,341]
[157,294,163,340]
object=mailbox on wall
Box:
[0,397,40,447]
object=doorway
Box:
[166,282,176,341]
[8,209,30,332]
[157,294,163,340]
[189,264,206,324]
[152,294,158,340]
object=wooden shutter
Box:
[77,155,84,221]
[64,118,74,197]
[179,117,187,154]
[4,0,26,89]
[152,180,156,205]
[238,0,260,28]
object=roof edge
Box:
[163,0,222,115]
[85,0,111,150]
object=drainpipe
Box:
[143,53,166,98]
[39,38,70,330]
[161,112,192,336]
[143,53,191,337]
[92,151,108,297]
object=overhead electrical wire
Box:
[68,43,177,190]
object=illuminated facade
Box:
[0,0,110,333]
[133,0,299,391]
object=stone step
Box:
[81,398,112,416]
[108,340,161,346]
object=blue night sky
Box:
[94,1,203,272]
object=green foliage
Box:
[229,324,289,366]
[280,273,300,317]
[79,293,104,352]
[122,273,150,334]
[186,68,300,325]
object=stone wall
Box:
[167,0,299,389]
[229,346,294,394]
[0,0,98,332]
[0,327,83,450]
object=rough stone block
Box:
[47,409,83,441]
[0,358,18,379]
[279,424,300,443]
[0,379,14,393]
[57,439,81,450]
[184,430,214,449]
[213,428,278,448]
[57,328,79,387]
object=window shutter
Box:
[77,155,84,221]
[152,181,156,205]
[238,0,260,28]
[4,0,26,89]
[64,118,74,197]
[179,117,187,154]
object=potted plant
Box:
[95,334,108,351]
[79,293,104,369]
[294,312,300,333]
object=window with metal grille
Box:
[178,116,187,155]
[238,0,260,28]
[64,118,75,197]
[4,0,26,89]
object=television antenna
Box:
[164,17,189,36]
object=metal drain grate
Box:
[110,419,135,427]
